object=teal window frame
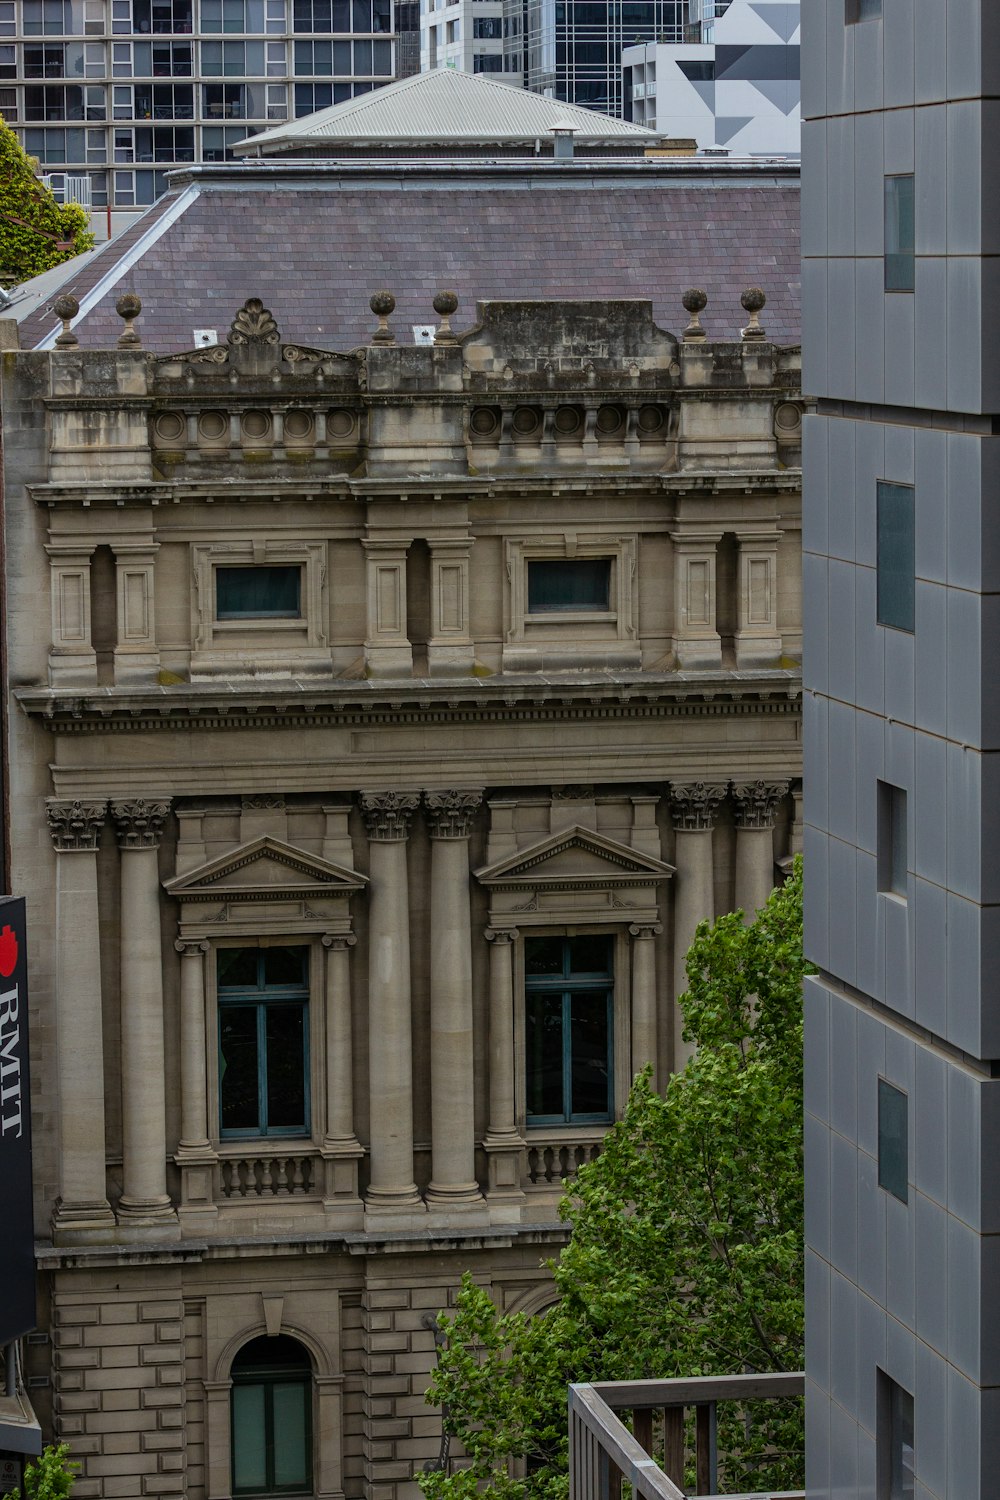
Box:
[217,947,310,1139]
[216,565,302,621]
[231,1337,312,1498]
[524,935,614,1126]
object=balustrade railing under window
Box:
[524,1133,602,1187]
[568,1373,805,1500]
[218,1149,319,1199]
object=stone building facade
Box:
[3,287,802,1500]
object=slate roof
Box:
[9,159,801,353]
[237,69,660,154]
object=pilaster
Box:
[320,933,364,1222]
[111,537,161,684]
[669,782,726,1070]
[670,530,723,670]
[362,539,413,678]
[426,537,475,676]
[173,937,218,1233]
[45,542,97,688]
[734,529,784,669]
[482,926,526,1218]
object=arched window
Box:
[231,1336,312,1497]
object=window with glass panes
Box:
[527,558,611,613]
[231,1336,312,1497]
[524,934,613,1125]
[216,565,301,620]
[876,481,914,631]
[217,947,309,1138]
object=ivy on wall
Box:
[0,117,95,286]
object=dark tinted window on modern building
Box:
[846,0,881,20]
[876,481,915,631]
[877,1079,908,1202]
[877,782,907,899]
[885,174,915,290]
[877,1370,914,1499]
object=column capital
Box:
[732,779,790,831]
[111,797,171,850]
[485,927,519,945]
[359,791,420,842]
[47,798,107,852]
[322,933,357,951]
[669,782,727,832]
[175,938,209,956]
[423,789,483,840]
[628,922,663,940]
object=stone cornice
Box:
[26,469,802,509]
[17,671,801,735]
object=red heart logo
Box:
[0,925,18,978]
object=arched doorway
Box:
[231,1335,312,1497]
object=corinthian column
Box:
[669,782,726,1071]
[423,790,484,1212]
[47,799,115,1242]
[359,792,423,1215]
[111,798,176,1231]
[629,923,662,1085]
[733,780,788,921]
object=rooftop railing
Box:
[568,1372,805,1500]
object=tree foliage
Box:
[3,1444,79,1500]
[0,118,95,285]
[418,859,809,1500]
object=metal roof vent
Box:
[552,124,576,160]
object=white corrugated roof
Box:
[235,69,660,153]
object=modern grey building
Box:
[803,1,1000,1496]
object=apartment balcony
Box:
[569,1373,805,1500]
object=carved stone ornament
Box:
[551,784,595,801]
[359,791,420,842]
[732,780,790,831]
[111,798,171,850]
[423,789,483,840]
[669,782,727,832]
[228,298,281,347]
[485,927,518,946]
[322,933,357,952]
[242,794,286,811]
[174,938,209,957]
[628,922,663,940]
[47,799,106,852]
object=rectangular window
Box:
[846,0,881,19]
[877,1078,908,1203]
[524,934,613,1125]
[877,781,907,899]
[217,946,309,1138]
[216,565,301,620]
[877,1370,914,1499]
[527,558,611,614]
[876,481,914,632]
[885,174,915,291]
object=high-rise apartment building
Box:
[0,0,397,237]
[803,1,1000,1494]
[623,0,799,154]
[418,0,501,75]
[499,0,684,115]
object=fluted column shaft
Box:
[485,928,518,1138]
[112,798,174,1224]
[176,939,209,1152]
[48,800,115,1239]
[424,791,483,1206]
[629,923,662,1085]
[323,934,356,1143]
[733,780,789,922]
[360,792,421,1209]
[670,783,725,1071]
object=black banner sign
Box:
[0,897,35,1345]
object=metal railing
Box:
[568,1372,805,1500]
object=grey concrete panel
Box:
[913,1337,947,1499]
[856,1010,886,1158]
[830,1264,859,1409]
[885,1017,916,1094]
[803,415,829,557]
[856,849,882,1001]
[980,256,1000,416]
[801,120,828,259]
[946,0,982,104]
[883,289,915,410]
[913,876,947,1037]
[804,971,831,1126]
[885,716,915,795]
[980,1232,1000,1384]
[805,1106,832,1261]
[980,597,1000,751]
[913,427,947,584]
[885,1300,916,1381]
[946,1212,981,1380]
[882,0,914,109]
[946,1366,981,1500]
[827,257,857,400]
[979,1076,1000,1232]
[828,563,857,703]
[802,256,829,398]
[946,101,983,257]
[856,1427,877,1500]
[945,592,982,753]
[883,621,915,726]
[855,420,884,568]
[802,551,829,695]
[883,102,915,175]
[854,113,884,257]
[945,891,982,1055]
[855,260,886,405]
[830,984,859,1143]
[857,1149,887,1308]
[856,1289,887,1436]
[856,709,883,855]
[829,1395,859,1499]
[882,885,914,1018]
[825,0,853,118]
[913,1047,946,1207]
[913,730,947,886]
[913,1191,948,1353]
[853,6,883,118]
[806,1248,831,1393]
[828,420,858,561]
[948,1062,982,1230]
[981,99,1000,254]
[946,257,983,416]
[913,584,947,738]
[946,432,984,591]
[804,826,831,971]
[976,438,1000,593]
[914,256,948,411]
[799,0,826,120]
[913,0,947,105]
[914,105,946,254]
[884,420,915,484]
[828,697,858,846]
[855,568,885,716]
[804,1376,831,1500]
[804,690,830,831]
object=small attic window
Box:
[527,559,611,614]
[216,565,301,620]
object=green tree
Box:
[418,858,809,1500]
[0,118,95,285]
[3,1444,79,1500]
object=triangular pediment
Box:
[164,836,367,901]
[475,826,673,892]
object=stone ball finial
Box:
[740,286,766,341]
[115,291,142,349]
[369,289,396,346]
[53,292,80,348]
[681,287,707,342]
[433,290,459,346]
